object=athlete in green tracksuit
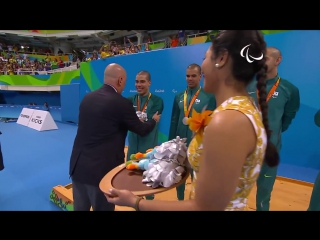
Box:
[308,171,320,211]
[307,109,320,211]
[127,70,164,200]
[247,47,300,211]
[168,63,216,201]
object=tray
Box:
[99,163,190,197]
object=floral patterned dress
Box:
[187,96,267,211]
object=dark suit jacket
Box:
[69,84,156,186]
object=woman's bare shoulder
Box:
[205,109,256,153]
[209,109,252,130]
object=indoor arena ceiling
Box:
[0,30,163,51]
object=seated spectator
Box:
[51,58,58,70]
[124,47,130,54]
[99,45,110,59]
[118,45,125,55]
[178,30,186,46]
[91,53,99,60]
[134,45,140,53]
[145,43,151,51]
[45,58,51,71]
[171,35,179,47]
[44,53,50,62]
[99,44,109,52]
[7,65,14,75]
[129,45,136,53]
[58,58,64,68]
[111,45,119,55]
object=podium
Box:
[49,184,74,211]
[17,108,58,131]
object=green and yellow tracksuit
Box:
[307,109,320,211]
[247,75,300,211]
[308,171,320,211]
[127,93,164,200]
[168,86,216,200]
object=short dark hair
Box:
[187,63,201,74]
[212,30,279,168]
[137,70,151,81]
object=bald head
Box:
[265,47,282,77]
[103,63,127,93]
[267,47,281,59]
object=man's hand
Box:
[152,111,161,122]
[139,118,144,122]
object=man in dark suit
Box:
[69,63,161,211]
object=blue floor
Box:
[0,121,318,210]
[0,121,77,210]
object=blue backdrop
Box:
[75,30,320,172]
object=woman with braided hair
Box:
[104,30,280,211]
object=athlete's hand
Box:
[104,188,137,208]
[152,111,161,122]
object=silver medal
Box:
[182,117,189,125]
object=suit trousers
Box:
[72,180,115,211]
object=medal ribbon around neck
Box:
[137,93,152,112]
[256,77,280,109]
[182,87,201,125]
[183,87,201,117]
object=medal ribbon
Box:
[183,87,201,117]
[256,77,280,109]
[137,93,152,112]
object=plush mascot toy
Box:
[126,148,158,171]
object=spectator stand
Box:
[0,50,74,75]
[0,31,221,75]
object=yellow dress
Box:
[187,96,267,211]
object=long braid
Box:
[256,65,280,167]
[212,30,280,167]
